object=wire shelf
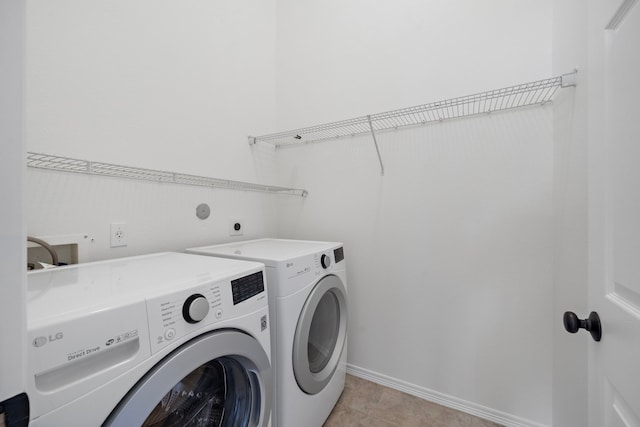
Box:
[26,152,308,197]
[250,73,576,148]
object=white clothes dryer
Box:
[187,239,348,427]
[26,252,272,427]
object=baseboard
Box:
[346,364,549,427]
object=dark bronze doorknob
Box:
[563,311,601,342]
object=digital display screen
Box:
[231,271,265,305]
[334,247,344,263]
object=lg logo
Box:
[33,332,63,347]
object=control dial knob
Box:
[183,294,210,324]
[321,254,332,269]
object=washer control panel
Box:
[146,269,265,354]
[231,271,265,305]
[183,293,210,323]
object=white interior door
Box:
[588,0,640,425]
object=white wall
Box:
[25,0,281,260]
[551,2,589,426]
[26,169,281,261]
[273,1,554,425]
[24,1,565,425]
[275,0,552,130]
[0,0,27,402]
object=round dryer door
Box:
[293,274,347,395]
[104,330,271,427]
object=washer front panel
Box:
[26,252,270,424]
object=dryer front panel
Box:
[292,274,348,395]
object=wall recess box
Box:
[27,234,91,268]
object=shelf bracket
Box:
[561,70,578,88]
[367,115,385,176]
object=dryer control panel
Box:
[314,246,344,272]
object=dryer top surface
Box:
[186,238,342,265]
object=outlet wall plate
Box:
[110,223,128,247]
[229,219,243,236]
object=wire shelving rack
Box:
[26,152,308,197]
[249,72,577,175]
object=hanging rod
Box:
[26,152,308,197]
[249,72,577,149]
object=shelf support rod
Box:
[367,115,385,176]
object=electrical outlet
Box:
[110,223,128,247]
[229,219,244,236]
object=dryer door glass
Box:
[308,292,339,373]
[293,274,348,395]
[143,357,252,427]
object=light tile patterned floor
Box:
[323,374,503,427]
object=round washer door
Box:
[293,274,347,395]
[104,330,271,427]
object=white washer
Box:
[187,239,348,427]
[26,252,272,427]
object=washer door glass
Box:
[293,274,347,395]
[143,357,252,426]
[104,330,271,427]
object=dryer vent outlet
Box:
[229,219,243,236]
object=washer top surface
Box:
[27,252,264,327]
[186,238,341,265]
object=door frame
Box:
[0,0,27,405]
